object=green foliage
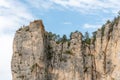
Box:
[31,63,37,72]
[83,67,89,72]
[107,18,117,34]
[68,41,70,47]
[24,26,29,31]
[19,53,22,56]
[47,52,53,60]
[109,23,114,34]
[61,35,67,43]
[56,34,70,44]
[88,54,94,57]
[48,45,52,50]
[83,32,91,45]
[60,58,67,62]
[65,50,73,55]
[48,32,60,41]
[92,31,97,44]
[75,30,79,33]
[101,25,105,37]
[20,61,22,64]
[113,17,120,26]
[70,32,73,39]
[106,20,111,24]
[47,32,69,44]
[92,31,97,39]
[56,40,60,44]
[47,45,53,60]
[18,75,24,78]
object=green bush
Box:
[47,52,53,60]
[47,32,69,44]
[101,25,105,37]
[48,45,52,50]
[31,63,37,72]
[92,31,97,44]
[65,50,73,55]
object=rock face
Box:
[12,17,120,80]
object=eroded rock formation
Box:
[11,17,120,80]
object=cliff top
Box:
[17,20,45,33]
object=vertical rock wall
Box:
[11,20,46,80]
[12,17,120,80]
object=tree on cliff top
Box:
[83,32,91,45]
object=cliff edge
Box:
[11,17,120,80]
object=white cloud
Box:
[17,0,120,14]
[25,0,53,9]
[0,0,119,80]
[50,0,120,14]
[0,0,35,80]
[63,22,72,25]
[0,0,35,34]
[83,24,101,29]
[0,35,13,80]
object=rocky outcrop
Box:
[11,16,120,80]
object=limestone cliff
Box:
[11,16,120,80]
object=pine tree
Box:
[83,32,91,44]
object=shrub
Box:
[48,45,52,50]
[47,52,53,60]
[83,32,91,45]
[101,25,105,37]
[92,31,97,44]
[65,50,73,55]
[31,63,37,72]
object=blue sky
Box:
[0,0,120,80]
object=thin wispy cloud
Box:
[20,0,120,16]
[50,0,120,14]
[83,24,101,29]
[63,22,72,25]
[25,0,53,9]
